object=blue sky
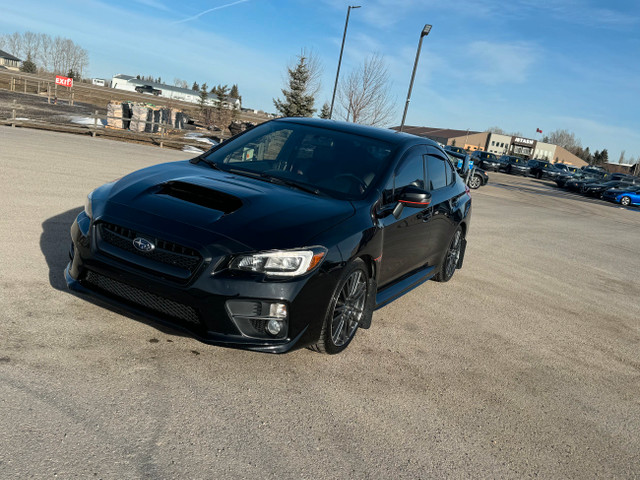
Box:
[2,0,640,162]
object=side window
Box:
[384,147,425,203]
[426,155,448,190]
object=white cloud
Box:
[464,41,538,85]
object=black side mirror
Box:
[390,186,431,219]
[398,185,431,207]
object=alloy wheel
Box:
[621,196,631,206]
[444,229,462,279]
[331,270,367,347]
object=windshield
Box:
[201,121,395,200]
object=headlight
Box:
[229,246,327,277]
[84,191,93,218]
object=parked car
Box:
[135,85,162,96]
[564,175,605,191]
[499,155,530,175]
[471,151,501,171]
[528,159,562,179]
[554,164,580,174]
[602,186,640,206]
[66,118,472,354]
[446,151,488,189]
[444,145,467,155]
[582,165,607,175]
[580,180,637,197]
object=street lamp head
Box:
[350,5,361,9]
[421,24,432,37]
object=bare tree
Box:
[5,32,23,58]
[336,54,395,127]
[37,33,52,71]
[0,31,89,76]
[541,129,582,150]
[173,78,189,89]
[22,32,40,60]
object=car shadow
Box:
[41,208,190,338]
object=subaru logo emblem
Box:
[133,237,155,252]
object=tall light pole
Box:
[329,5,361,120]
[399,24,432,132]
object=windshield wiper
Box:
[192,156,222,171]
[227,168,321,195]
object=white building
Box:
[486,133,512,156]
[110,74,240,109]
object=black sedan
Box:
[528,159,562,179]
[565,176,605,191]
[581,180,636,197]
[499,155,530,175]
[67,118,472,354]
[471,151,502,171]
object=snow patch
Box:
[184,132,218,146]
[182,145,205,154]
[69,116,107,127]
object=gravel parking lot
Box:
[1,126,639,479]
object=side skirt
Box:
[374,265,435,310]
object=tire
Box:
[308,259,372,354]
[433,227,463,283]
[620,196,631,206]
[468,175,482,189]
[536,171,542,179]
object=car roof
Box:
[273,117,434,149]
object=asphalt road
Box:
[1,126,639,479]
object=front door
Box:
[378,146,434,287]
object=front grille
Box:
[84,271,201,326]
[98,222,202,274]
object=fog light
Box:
[266,319,284,336]
[269,303,287,319]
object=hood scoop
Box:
[157,181,242,214]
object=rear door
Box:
[424,147,459,265]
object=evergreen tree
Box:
[229,84,240,99]
[273,54,316,117]
[211,84,229,100]
[600,149,609,164]
[319,102,330,119]
[67,69,76,80]
[136,74,141,79]
[199,82,209,107]
[20,54,37,73]
[192,81,199,91]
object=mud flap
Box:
[359,277,376,329]
[457,237,467,269]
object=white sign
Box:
[514,137,534,146]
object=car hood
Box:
[95,160,356,252]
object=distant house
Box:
[0,49,21,71]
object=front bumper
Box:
[66,212,338,353]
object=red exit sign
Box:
[55,75,73,88]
